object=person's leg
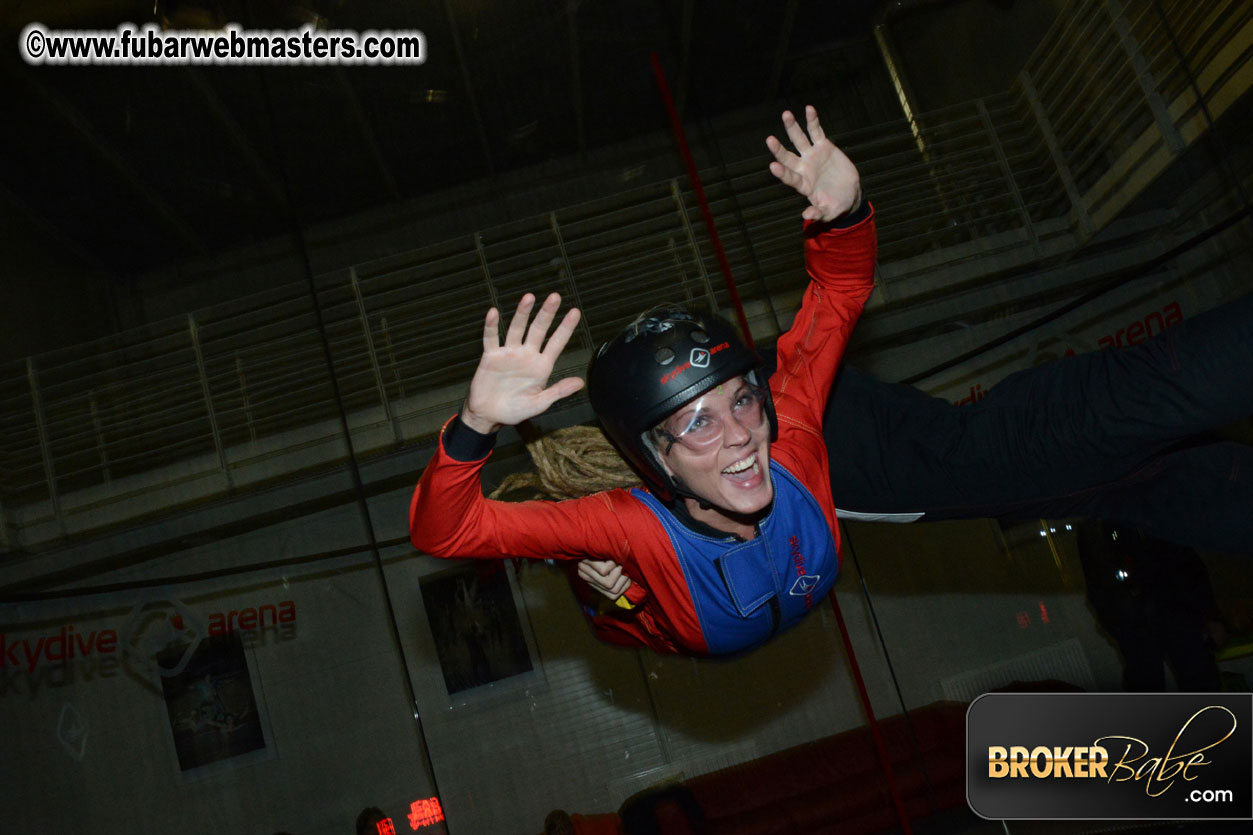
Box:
[1054,442,1253,554]
[1163,625,1222,692]
[1111,624,1168,692]
[822,366,968,513]
[1112,624,1167,687]
[1036,291,1253,461]
[824,294,1253,522]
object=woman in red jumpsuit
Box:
[411,107,872,656]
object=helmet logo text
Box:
[658,341,731,385]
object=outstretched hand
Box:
[461,292,584,434]
[766,105,861,222]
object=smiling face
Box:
[654,377,774,537]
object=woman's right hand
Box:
[578,558,634,600]
[461,292,585,434]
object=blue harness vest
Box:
[631,460,839,656]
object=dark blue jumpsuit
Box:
[817,292,1253,554]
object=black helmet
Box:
[587,306,777,501]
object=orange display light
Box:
[408,797,445,830]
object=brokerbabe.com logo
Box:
[967,693,1253,821]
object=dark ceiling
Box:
[1,0,884,277]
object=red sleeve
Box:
[408,419,703,654]
[769,208,877,557]
[409,418,647,563]
[771,207,877,439]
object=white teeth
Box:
[722,453,757,474]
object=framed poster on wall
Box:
[158,632,271,774]
[420,562,541,704]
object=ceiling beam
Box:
[567,0,586,159]
[0,181,115,277]
[180,67,289,208]
[676,0,694,116]
[15,65,207,256]
[333,67,401,201]
[442,0,496,179]
[767,0,800,104]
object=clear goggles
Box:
[651,380,769,454]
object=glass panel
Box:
[1,261,445,834]
[4,2,1252,833]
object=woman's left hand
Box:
[766,105,862,222]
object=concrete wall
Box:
[0,560,434,835]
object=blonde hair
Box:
[489,424,641,501]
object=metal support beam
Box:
[443,0,496,178]
[235,357,257,444]
[566,0,586,159]
[670,179,717,309]
[976,98,1038,249]
[378,317,406,400]
[474,232,501,311]
[767,0,800,103]
[26,358,65,536]
[665,237,696,307]
[676,0,695,116]
[0,181,113,276]
[874,23,926,155]
[349,268,399,440]
[334,68,402,200]
[1019,70,1094,238]
[548,212,595,349]
[187,314,232,487]
[181,67,289,207]
[17,67,206,255]
[0,497,11,553]
[88,392,111,486]
[1106,0,1185,155]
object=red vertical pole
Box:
[652,48,913,835]
[649,51,755,349]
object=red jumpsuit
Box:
[410,209,877,655]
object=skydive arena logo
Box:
[967,693,1253,820]
[1,596,296,697]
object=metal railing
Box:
[1015,0,1252,231]
[2,0,1248,546]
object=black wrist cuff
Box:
[805,196,872,236]
[443,415,497,462]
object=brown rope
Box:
[489,424,640,501]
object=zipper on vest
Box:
[757,523,782,638]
